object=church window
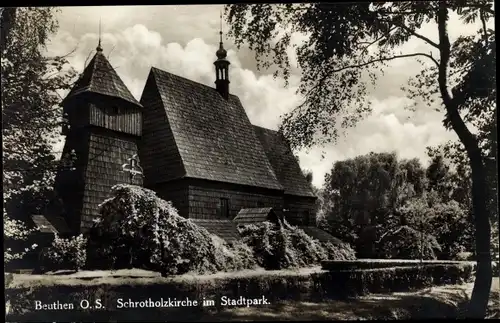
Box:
[303,210,311,225]
[220,198,229,218]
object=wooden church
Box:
[47,30,336,243]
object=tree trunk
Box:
[466,151,492,318]
[0,8,16,52]
[437,1,492,318]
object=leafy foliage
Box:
[40,234,87,271]
[226,3,495,316]
[3,213,39,264]
[426,200,475,260]
[1,7,76,263]
[238,221,355,270]
[376,225,441,260]
[88,185,257,275]
[225,2,494,150]
[319,151,477,261]
[322,152,427,258]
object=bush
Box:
[321,259,471,270]
[426,201,475,260]
[4,212,39,265]
[238,221,355,270]
[40,234,87,272]
[88,184,257,275]
[376,226,441,260]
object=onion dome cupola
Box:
[214,12,230,100]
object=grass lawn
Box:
[197,278,499,320]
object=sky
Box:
[47,4,490,188]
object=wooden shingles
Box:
[190,219,240,242]
[139,73,186,185]
[253,125,316,198]
[31,215,71,234]
[233,207,279,224]
[81,131,142,230]
[65,51,142,108]
[298,226,344,245]
[149,67,283,192]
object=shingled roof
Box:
[191,219,240,242]
[64,51,142,108]
[148,67,283,191]
[233,207,281,224]
[30,215,71,234]
[253,126,315,197]
[298,226,344,245]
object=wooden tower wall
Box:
[55,94,143,234]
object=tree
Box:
[2,7,76,264]
[322,152,427,257]
[226,1,495,317]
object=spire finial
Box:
[96,18,103,52]
[216,10,227,59]
[219,10,223,44]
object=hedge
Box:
[5,262,475,322]
[321,259,475,271]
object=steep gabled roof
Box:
[233,207,279,224]
[148,67,283,191]
[253,125,316,198]
[64,51,142,108]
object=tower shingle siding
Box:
[54,50,143,234]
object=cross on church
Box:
[122,154,143,184]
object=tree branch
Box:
[459,5,494,15]
[332,52,439,74]
[378,15,440,49]
[396,22,440,49]
[479,9,489,50]
[437,1,477,152]
[358,27,398,51]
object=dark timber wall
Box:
[284,195,317,226]
[150,179,189,218]
[89,100,142,136]
[57,93,143,234]
[186,179,284,220]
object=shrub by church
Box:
[47,33,334,243]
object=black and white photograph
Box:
[2,2,498,321]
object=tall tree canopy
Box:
[1,7,76,263]
[226,1,495,317]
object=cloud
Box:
[48,5,481,189]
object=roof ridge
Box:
[151,66,239,100]
[86,52,99,91]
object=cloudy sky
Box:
[47,4,489,188]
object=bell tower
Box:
[54,36,143,234]
[214,12,230,99]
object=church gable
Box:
[253,125,316,198]
[139,72,186,186]
[148,67,283,192]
